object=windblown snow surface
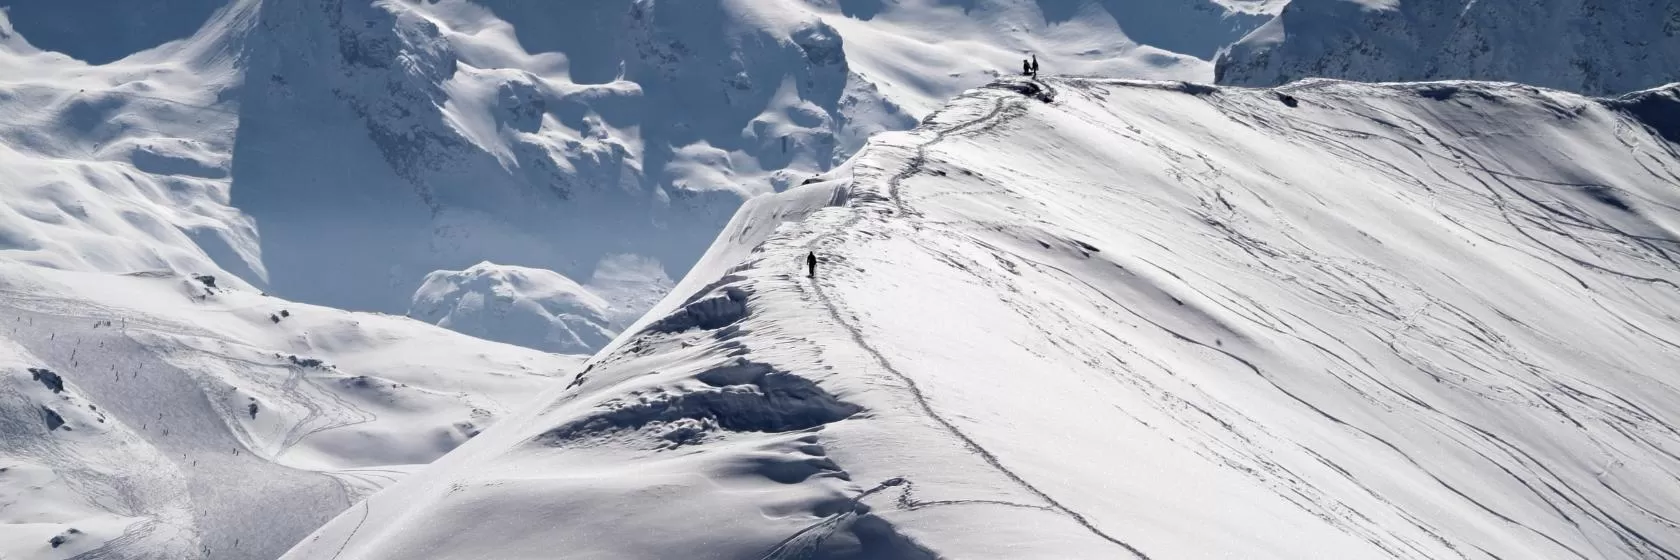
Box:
[285,77,1680,559]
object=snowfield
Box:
[288,77,1680,559]
[0,264,578,559]
[6,1,1680,558]
[0,2,1291,557]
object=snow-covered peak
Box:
[1215,0,1680,95]
[286,76,1680,558]
[410,262,615,355]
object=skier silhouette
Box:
[807,252,817,278]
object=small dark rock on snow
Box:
[30,368,64,393]
[40,406,65,431]
[49,528,81,548]
[287,355,326,368]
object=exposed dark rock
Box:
[41,406,64,431]
[538,359,860,445]
[287,355,326,368]
[29,368,64,393]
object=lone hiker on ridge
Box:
[807,252,818,278]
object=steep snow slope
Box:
[0,265,577,559]
[1215,0,1680,96]
[1,0,1269,355]
[287,77,1680,559]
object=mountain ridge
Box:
[283,75,1680,558]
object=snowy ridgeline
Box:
[0,0,1268,358]
[287,77,1680,559]
[1216,0,1680,96]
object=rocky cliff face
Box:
[1215,0,1680,95]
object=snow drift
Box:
[284,76,1680,558]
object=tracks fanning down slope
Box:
[793,76,1153,558]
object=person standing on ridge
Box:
[1031,54,1039,78]
[807,252,818,278]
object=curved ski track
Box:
[793,78,1153,559]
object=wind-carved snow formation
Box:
[1216,0,1680,96]
[286,77,1680,559]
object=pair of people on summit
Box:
[805,54,1038,280]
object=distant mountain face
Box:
[1215,0,1680,96]
[409,262,618,354]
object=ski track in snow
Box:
[791,77,1153,558]
[280,76,1680,559]
[786,77,1680,558]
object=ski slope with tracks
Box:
[285,76,1680,559]
[0,265,578,560]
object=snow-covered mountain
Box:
[286,77,1680,559]
[1215,0,1680,96]
[0,0,1270,356]
[409,262,617,354]
[0,5,588,558]
[0,2,1283,558]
